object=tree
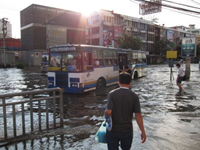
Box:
[115,34,142,50]
[176,39,182,57]
[154,39,171,55]
[197,45,200,58]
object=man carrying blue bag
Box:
[105,72,146,150]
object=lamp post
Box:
[1,18,8,67]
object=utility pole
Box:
[1,18,8,67]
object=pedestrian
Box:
[104,72,146,150]
[124,65,132,76]
[176,63,184,92]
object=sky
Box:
[0,0,200,38]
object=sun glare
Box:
[77,0,102,16]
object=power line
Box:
[133,0,200,15]
[163,7,200,19]
[162,0,200,10]
[189,0,200,5]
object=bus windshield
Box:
[49,52,81,72]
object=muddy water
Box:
[0,64,200,150]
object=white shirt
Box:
[178,67,184,77]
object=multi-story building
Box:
[19,4,197,66]
[86,10,155,53]
[20,4,86,66]
[86,10,123,47]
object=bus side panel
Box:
[73,66,119,92]
[131,63,147,78]
[48,72,56,88]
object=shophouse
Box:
[20,4,196,66]
[86,10,154,62]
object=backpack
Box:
[182,75,186,81]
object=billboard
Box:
[139,0,162,15]
[114,26,123,38]
[181,37,196,57]
[103,30,113,46]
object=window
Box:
[127,52,133,64]
[99,50,104,66]
[104,50,112,66]
[83,52,93,71]
[92,38,99,45]
[142,53,146,63]
[138,53,142,63]
[92,27,99,34]
[133,53,138,63]
[50,53,61,67]
[113,51,117,65]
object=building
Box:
[20,4,197,66]
[20,4,86,66]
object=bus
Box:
[47,44,147,93]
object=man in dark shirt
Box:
[105,72,146,150]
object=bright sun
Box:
[76,0,102,16]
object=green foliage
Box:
[115,34,142,50]
[154,39,171,55]
[16,62,25,69]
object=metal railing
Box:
[0,88,63,143]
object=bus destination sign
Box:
[50,46,76,52]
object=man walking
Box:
[104,72,146,150]
[176,63,184,92]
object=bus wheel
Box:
[96,78,106,90]
[134,71,138,79]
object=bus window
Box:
[113,51,117,65]
[127,52,133,64]
[62,53,77,71]
[99,59,103,66]
[138,53,142,63]
[83,52,93,71]
[105,59,112,66]
[104,50,112,66]
[99,50,103,66]
[142,53,146,63]
[93,49,99,67]
[50,53,61,68]
[133,53,138,63]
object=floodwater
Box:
[0,64,200,150]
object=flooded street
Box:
[0,64,200,150]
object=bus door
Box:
[118,53,127,71]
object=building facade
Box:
[20,4,86,66]
[20,4,196,66]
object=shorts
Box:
[177,77,183,84]
[106,129,133,150]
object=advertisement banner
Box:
[103,30,113,46]
[181,37,196,57]
[114,26,123,38]
[139,0,162,15]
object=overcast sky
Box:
[1,0,200,38]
